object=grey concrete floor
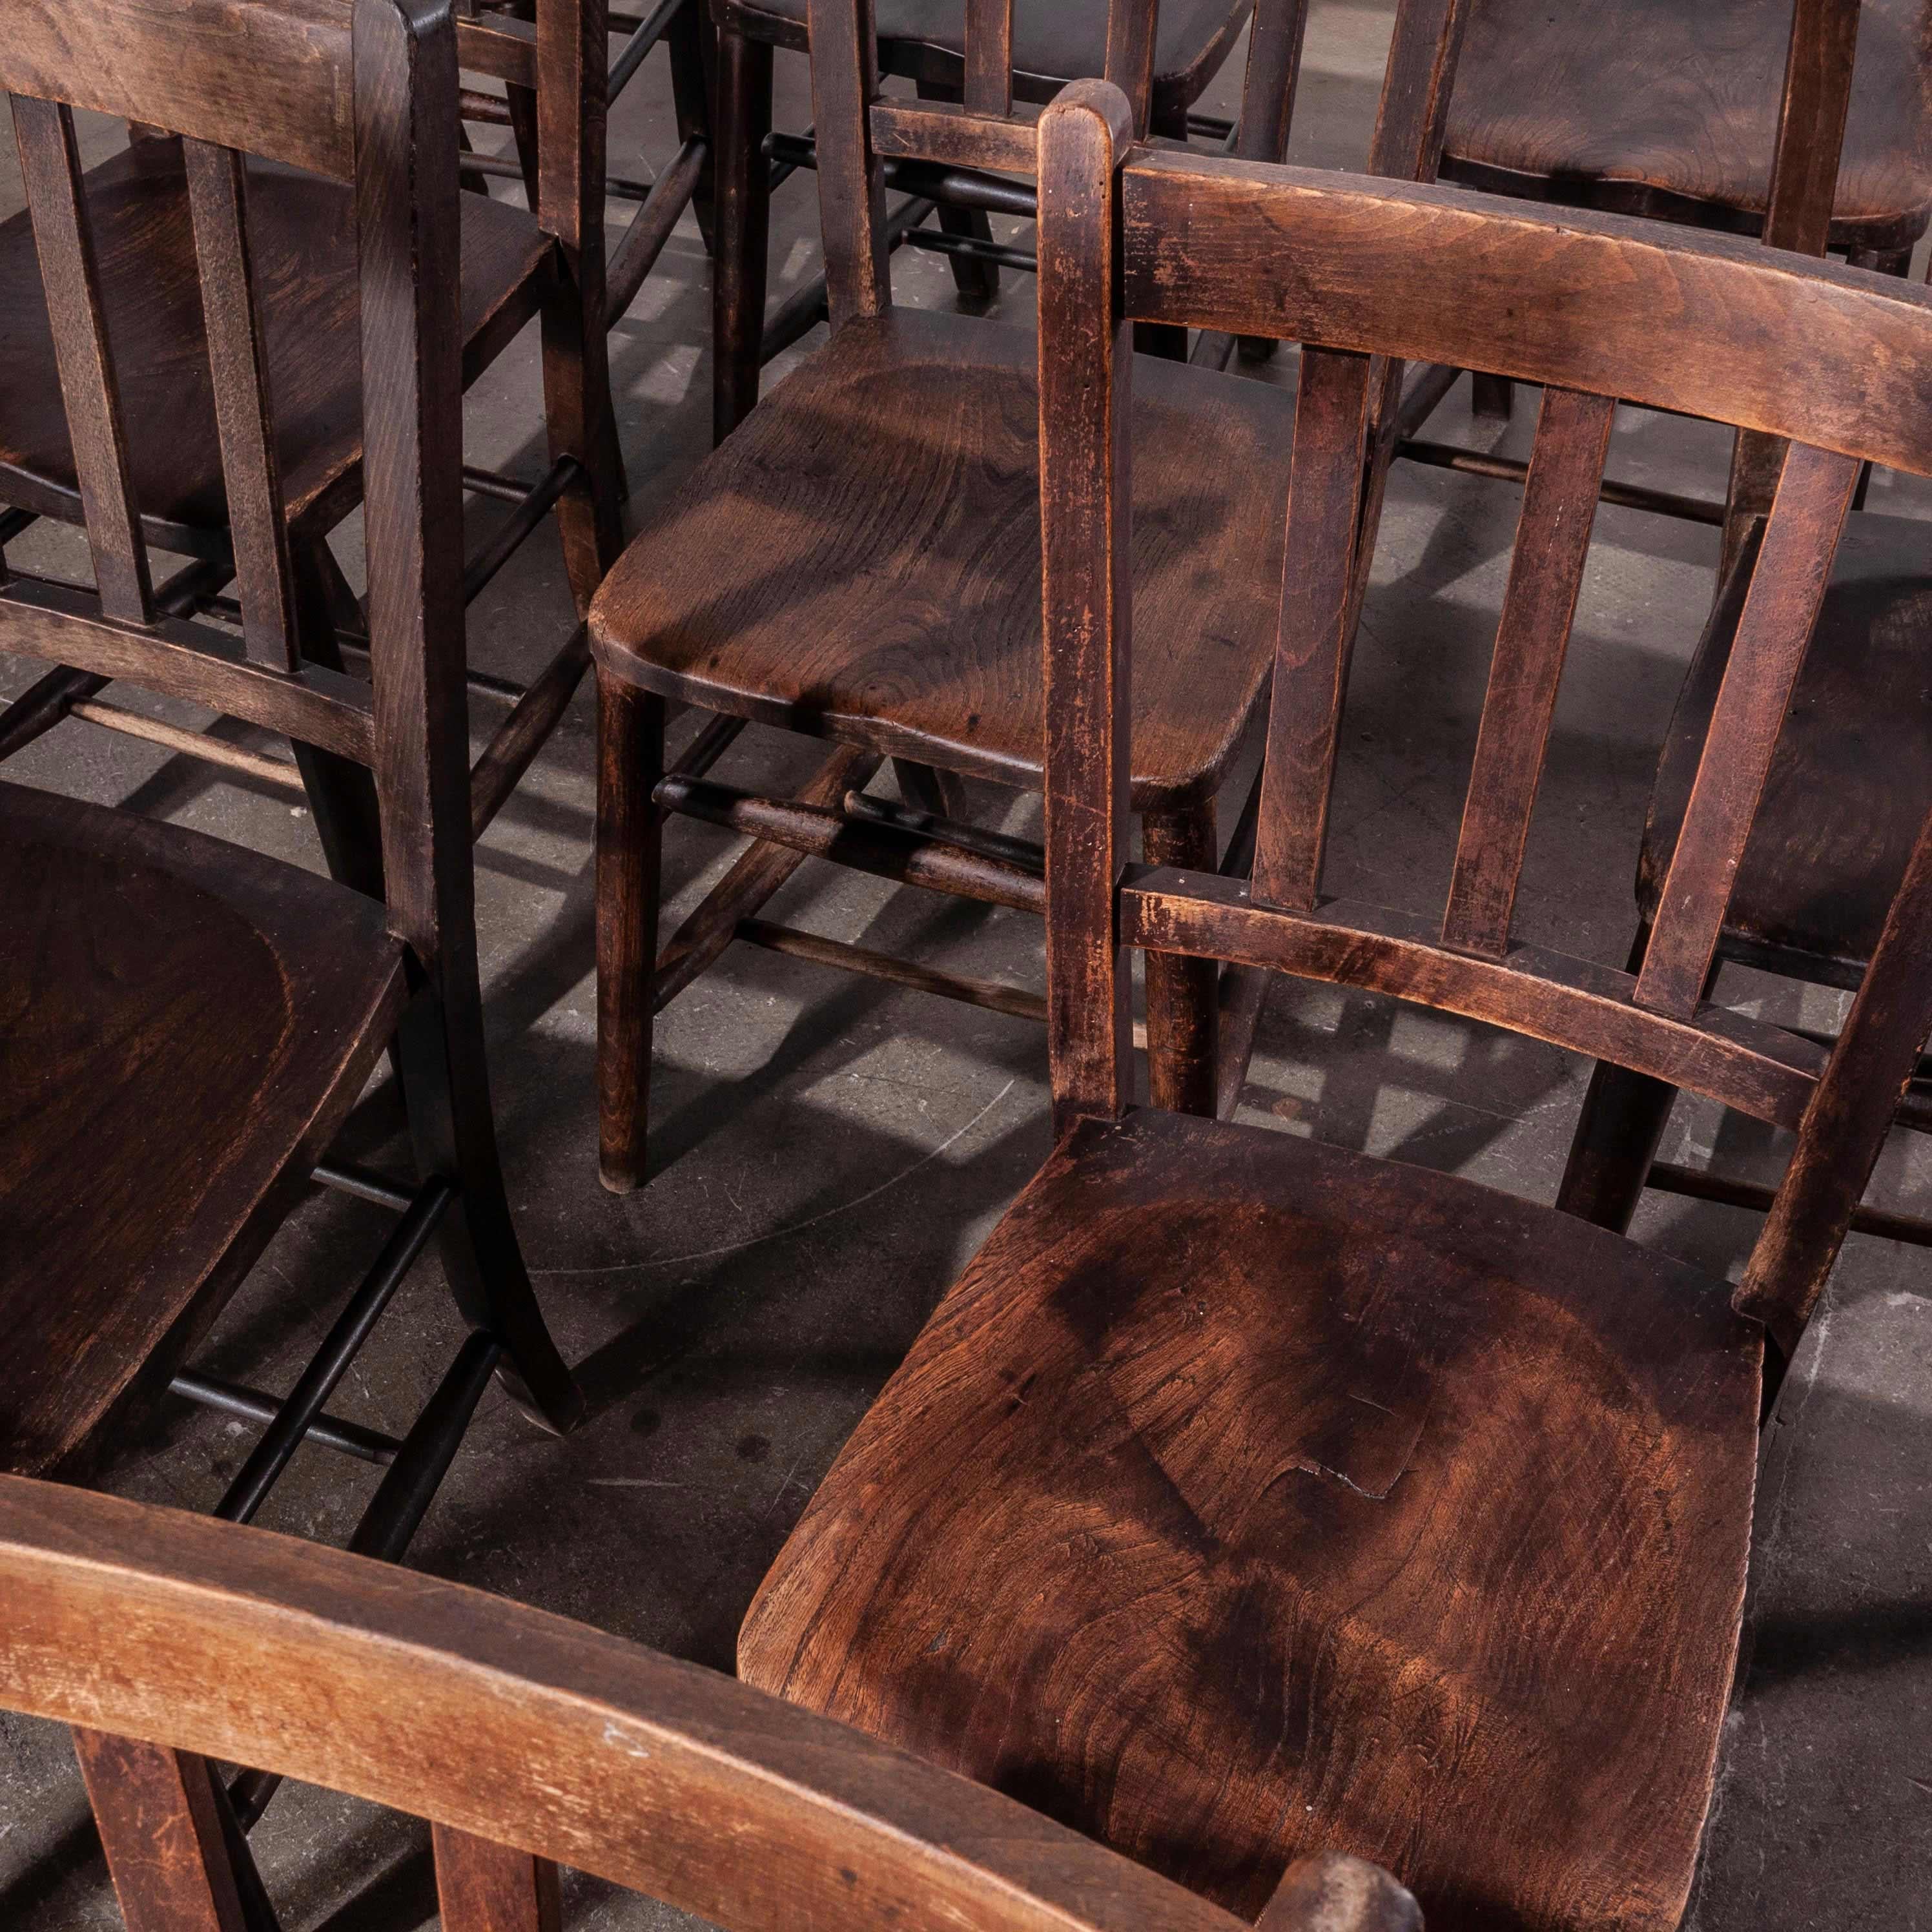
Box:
[3,3,1930,1926]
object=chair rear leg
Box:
[1555,921,1681,1232]
[714,28,774,442]
[1471,371,1514,423]
[597,676,668,1194]
[666,0,719,254]
[916,77,998,307]
[291,540,385,901]
[1142,799,1220,1116]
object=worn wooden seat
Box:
[0,1474,1424,1932]
[1440,0,1932,255]
[741,84,1932,1932]
[591,306,1289,807]
[741,1107,1760,1926]
[1638,515,1932,978]
[0,140,553,547]
[0,781,404,1477]
[717,0,1252,114]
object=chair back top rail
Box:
[0,1474,1422,1932]
[1037,89,1932,1357]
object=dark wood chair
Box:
[709,0,1304,440]
[0,0,622,841]
[0,1474,1425,1932]
[587,0,1472,1194]
[1,0,581,1568]
[738,84,1932,1931]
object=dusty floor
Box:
[1,3,1929,1927]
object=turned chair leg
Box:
[916,77,998,307]
[714,28,774,444]
[1142,800,1220,1116]
[1554,921,1683,1233]
[597,675,668,1194]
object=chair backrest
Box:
[0,1474,1424,1932]
[805,0,1472,335]
[0,0,504,976]
[1036,93,1932,1362]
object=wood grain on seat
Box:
[740,1107,1763,1932]
[1440,0,1932,251]
[717,0,1253,112]
[590,308,1290,810]
[1639,512,1932,977]
[0,137,555,544]
[0,781,406,1477]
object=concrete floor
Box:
[2,3,1929,1926]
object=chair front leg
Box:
[597,674,668,1194]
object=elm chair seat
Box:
[590,308,1292,812]
[0,138,554,546]
[0,782,406,1477]
[1440,0,1932,252]
[739,1107,1762,1931]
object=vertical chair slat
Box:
[1636,440,1861,1018]
[183,139,300,670]
[1039,85,1133,1135]
[72,1730,246,1932]
[807,0,889,325]
[1235,0,1312,164]
[1251,346,1376,913]
[1441,386,1616,958]
[1722,0,1862,574]
[434,1822,562,1932]
[1102,0,1157,135]
[1366,0,1472,180]
[10,94,154,624]
[963,0,1014,116]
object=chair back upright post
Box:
[805,0,1160,335]
[1,0,579,1429]
[1722,0,1864,574]
[1036,98,1932,1367]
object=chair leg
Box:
[916,77,998,307]
[1142,799,1220,1116]
[395,985,584,1436]
[1470,371,1514,423]
[1554,921,1680,1233]
[597,675,668,1194]
[666,0,719,256]
[714,28,774,444]
[291,540,386,901]
[540,281,625,618]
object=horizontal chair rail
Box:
[1119,150,1932,480]
[1119,868,1829,1131]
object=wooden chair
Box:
[1,0,582,1572]
[0,0,622,843]
[588,0,1472,1194]
[737,85,1932,1931]
[709,0,1303,440]
[0,1474,1424,1932]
